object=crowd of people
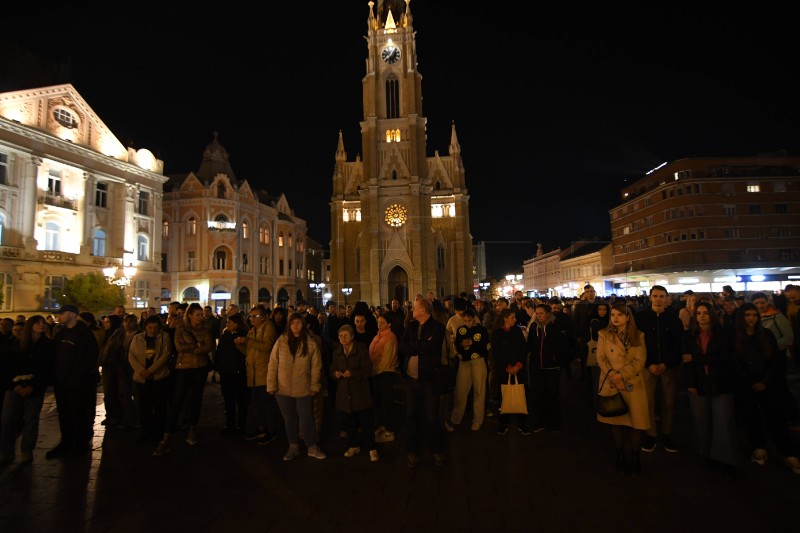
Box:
[1,283,799,477]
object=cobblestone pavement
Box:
[2,367,799,532]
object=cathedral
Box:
[328,0,474,306]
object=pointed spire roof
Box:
[195,131,238,186]
[449,120,461,155]
[335,129,347,162]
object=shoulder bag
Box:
[595,369,628,417]
[500,374,528,414]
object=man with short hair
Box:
[113,305,126,318]
[238,304,279,445]
[383,298,406,340]
[637,285,683,453]
[399,298,448,467]
[46,305,100,458]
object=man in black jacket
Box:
[47,305,100,458]
[399,298,447,468]
[636,285,684,454]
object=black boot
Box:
[630,451,641,476]
[615,448,626,474]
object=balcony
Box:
[39,250,77,263]
[0,245,21,258]
[38,193,77,211]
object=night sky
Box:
[4,2,799,278]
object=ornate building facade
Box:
[161,133,309,312]
[0,84,166,315]
[328,0,474,306]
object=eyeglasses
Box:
[249,314,261,319]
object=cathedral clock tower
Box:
[330,0,473,306]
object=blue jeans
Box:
[1,390,45,456]
[404,378,444,454]
[275,394,317,447]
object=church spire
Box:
[449,120,461,156]
[335,129,347,163]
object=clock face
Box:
[385,204,407,227]
[381,45,401,64]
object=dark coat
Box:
[215,329,247,376]
[491,325,528,384]
[681,326,737,395]
[2,334,55,395]
[527,314,572,370]
[54,320,100,389]
[331,341,373,412]
[399,316,447,383]
[637,306,683,369]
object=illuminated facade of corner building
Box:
[328,1,474,306]
[160,133,309,312]
[0,84,167,316]
[0,85,311,316]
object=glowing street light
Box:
[309,282,326,310]
[341,287,352,306]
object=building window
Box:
[259,225,269,244]
[53,108,77,128]
[95,182,108,208]
[162,220,169,238]
[42,275,64,311]
[47,171,62,196]
[161,253,167,272]
[242,222,249,239]
[187,251,196,271]
[138,191,149,215]
[260,256,268,274]
[214,249,227,270]
[0,153,7,185]
[279,259,284,276]
[278,232,284,247]
[725,229,739,238]
[749,204,762,215]
[780,250,792,261]
[188,217,197,235]
[723,205,736,216]
[436,246,445,270]
[775,204,788,214]
[241,253,249,272]
[0,272,11,312]
[773,181,787,193]
[93,228,106,257]
[45,221,59,250]
[0,213,5,245]
[746,184,760,193]
[133,280,150,308]
[777,229,791,238]
[137,235,149,261]
[288,233,293,247]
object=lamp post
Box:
[479,281,490,300]
[341,287,352,306]
[309,282,325,310]
[103,263,137,305]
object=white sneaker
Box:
[369,449,379,462]
[344,447,360,458]
[307,446,327,460]
[784,456,800,474]
[376,430,395,443]
[751,448,767,466]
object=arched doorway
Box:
[258,288,271,305]
[388,265,408,303]
[238,287,251,311]
[277,288,289,308]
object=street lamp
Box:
[479,281,490,299]
[309,282,325,310]
[103,263,137,303]
[341,287,352,306]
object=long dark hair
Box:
[734,303,774,360]
[20,315,47,353]
[688,301,721,343]
[225,312,248,334]
[492,308,517,333]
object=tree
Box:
[56,272,126,313]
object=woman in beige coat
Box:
[267,312,326,461]
[128,315,173,442]
[596,302,649,475]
